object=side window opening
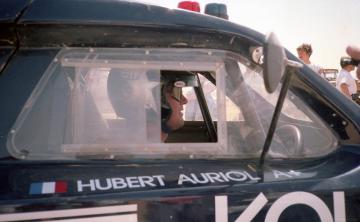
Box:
[170,72,218,143]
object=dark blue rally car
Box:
[0,0,359,221]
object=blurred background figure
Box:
[345,45,360,104]
[297,43,324,76]
[336,57,357,99]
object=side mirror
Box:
[262,32,303,93]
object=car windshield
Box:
[7,48,337,160]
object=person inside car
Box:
[160,71,197,141]
[107,69,196,142]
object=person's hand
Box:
[346,45,360,60]
[346,45,360,79]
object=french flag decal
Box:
[30,181,67,195]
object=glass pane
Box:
[7,48,228,160]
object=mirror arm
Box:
[194,74,217,142]
[259,69,294,166]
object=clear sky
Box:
[141,0,360,73]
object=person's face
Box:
[351,65,355,71]
[345,65,355,72]
[166,87,188,131]
[350,65,355,72]
[297,49,309,61]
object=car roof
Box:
[0,0,30,23]
[1,0,264,49]
[18,0,258,36]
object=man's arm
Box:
[340,83,351,97]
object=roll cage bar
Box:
[192,72,217,142]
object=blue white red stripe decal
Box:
[29,181,67,194]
